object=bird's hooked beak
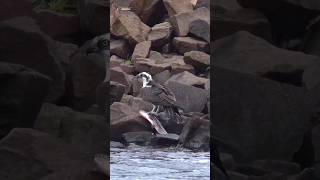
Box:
[142,77,148,88]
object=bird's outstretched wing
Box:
[139,110,168,135]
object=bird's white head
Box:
[137,72,152,88]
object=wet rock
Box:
[111,10,151,44]
[167,81,209,113]
[170,7,209,37]
[151,133,179,147]
[184,51,210,73]
[132,41,152,61]
[123,131,153,145]
[0,62,51,138]
[110,141,125,148]
[32,9,80,43]
[163,0,193,17]
[0,128,104,179]
[212,8,271,41]
[173,37,209,54]
[0,0,33,21]
[189,19,210,42]
[78,0,108,36]
[178,117,210,151]
[0,17,66,102]
[110,67,131,93]
[110,39,130,59]
[213,67,311,162]
[213,31,320,88]
[148,22,173,48]
[34,103,106,154]
[165,71,209,88]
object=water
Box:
[110,145,210,180]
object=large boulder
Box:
[165,71,209,88]
[111,10,151,44]
[163,0,193,17]
[212,67,311,162]
[110,39,130,59]
[0,17,66,102]
[173,37,209,54]
[0,62,51,138]
[0,128,106,179]
[148,22,173,48]
[184,50,210,73]
[32,9,80,43]
[34,103,107,154]
[129,0,164,24]
[167,81,209,113]
[78,0,108,36]
[131,41,152,61]
[213,31,320,89]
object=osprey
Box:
[136,72,184,125]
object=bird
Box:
[136,72,184,125]
[86,34,109,56]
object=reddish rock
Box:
[173,37,209,54]
[132,41,152,61]
[163,0,193,17]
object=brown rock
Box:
[111,10,151,44]
[110,55,125,68]
[110,67,131,93]
[129,0,163,23]
[134,58,171,75]
[163,0,193,17]
[132,41,152,61]
[110,39,130,59]
[170,7,209,37]
[165,71,209,88]
[173,37,209,54]
[171,64,195,74]
[190,19,210,42]
[148,22,173,47]
[184,51,210,73]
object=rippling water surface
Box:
[110,145,210,180]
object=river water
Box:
[110,145,210,180]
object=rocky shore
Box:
[109,0,210,152]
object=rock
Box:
[121,95,153,112]
[212,8,271,41]
[165,71,209,88]
[132,41,152,61]
[189,19,210,42]
[134,58,171,75]
[94,154,109,177]
[213,31,320,89]
[111,10,151,44]
[148,22,173,48]
[110,39,131,59]
[313,124,320,165]
[0,0,33,21]
[56,42,79,66]
[111,114,153,142]
[170,7,209,37]
[213,67,311,162]
[129,0,163,24]
[167,81,209,113]
[120,62,135,74]
[0,128,105,179]
[123,131,153,145]
[184,51,210,73]
[171,64,195,74]
[220,153,236,171]
[110,55,125,68]
[69,40,106,110]
[178,117,210,151]
[0,62,51,138]
[151,133,179,147]
[195,0,210,9]
[212,163,228,180]
[253,160,300,175]
[32,9,80,43]
[111,102,138,123]
[78,0,108,36]
[173,37,209,54]
[153,70,172,84]
[110,141,125,148]
[34,103,106,154]
[163,0,193,17]
[110,67,131,93]
[0,17,66,102]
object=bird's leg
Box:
[150,105,156,113]
[155,105,160,113]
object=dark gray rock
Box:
[123,131,153,145]
[0,62,51,138]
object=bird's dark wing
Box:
[151,81,176,105]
